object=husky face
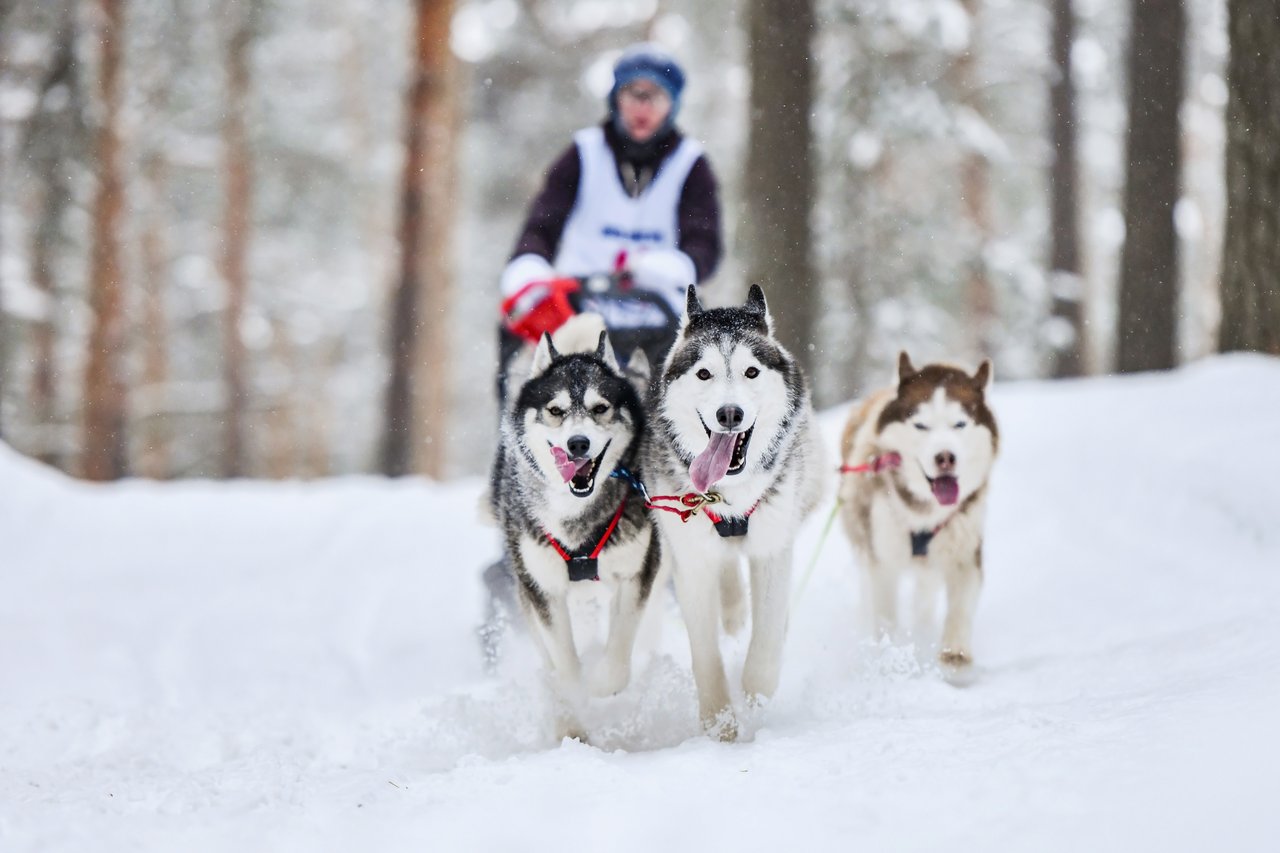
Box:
[515,332,642,499]
[877,352,997,507]
[659,285,802,494]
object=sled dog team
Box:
[490,285,999,742]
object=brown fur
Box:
[837,352,998,680]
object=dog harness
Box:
[542,495,629,582]
[611,467,758,538]
[838,452,952,557]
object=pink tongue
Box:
[550,446,591,483]
[690,432,736,493]
[932,475,959,506]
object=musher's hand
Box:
[500,255,580,342]
[626,249,698,314]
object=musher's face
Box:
[618,80,672,144]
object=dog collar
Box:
[705,502,760,538]
[542,495,629,582]
[911,507,960,557]
[911,529,935,556]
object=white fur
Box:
[648,289,826,738]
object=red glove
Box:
[501,277,581,343]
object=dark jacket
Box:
[509,121,723,283]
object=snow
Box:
[3,354,1279,851]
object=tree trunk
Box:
[28,22,78,465]
[381,0,457,477]
[137,150,171,478]
[1048,0,1086,377]
[743,0,818,386]
[955,0,997,361]
[1219,0,1280,354]
[82,0,129,481]
[1117,0,1184,373]
[410,41,460,479]
[220,1,257,477]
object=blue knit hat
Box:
[608,43,685,129]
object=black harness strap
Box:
[543,495,629,582]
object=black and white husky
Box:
[490,325,661,740]
[837,352,998,682]
[643,285,825,739]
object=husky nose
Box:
[567,435,591,458]
[935,451,956,473]
[716,405,745,431]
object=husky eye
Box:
[696,368,712,381]
[913,422,928,431]
[591,403,609,416]
[745,366,760,379]
[547,406,564,418]
[954,421,967,429]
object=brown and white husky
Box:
[838,352,998,681]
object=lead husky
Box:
[644,285,825,739]
[838,352,998,681]
[490,326,661,740]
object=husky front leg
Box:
[513,551,586,738]
[671,550,734,736]
[741,546,793,702]
[588,538,659,697]
[719,560,747,635]
[939,553,982,680]
[530,598,589,739]
[865,558,900,639]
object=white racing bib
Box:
[555,127,702,280]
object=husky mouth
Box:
[925,472,959,506]
[690,418,754,493]
[550,441,611,497]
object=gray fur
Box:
[490,338,661,740]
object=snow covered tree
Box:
[1218,0,1280,355]
[83,0,130,480]
[1117,0,1184,373]
[22,15,84,466]
[743,0,818,380]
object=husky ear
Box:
[595,330,620,373]
[530,332,559,378]
[685,285,703,318]
[678,285,704,335]
[972,358,993,391]
[745,283,774,334]
[624,348,651,392]
[897,351,916,384]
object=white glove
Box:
[628,249,697,314]
[500,253,556,299]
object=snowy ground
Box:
[3,355,1279,851]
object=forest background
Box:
[0,0,1275,481]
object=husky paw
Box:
[939,649,977,686]
[587,659,631,698]
[555,719,589,744]
[703,708,739,743]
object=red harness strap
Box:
[644,491,719,523]
[645,489,760,538]
[838,452,958,556]
[543,496,629,581]
[704,502,760,525]
[839,451,902,475]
